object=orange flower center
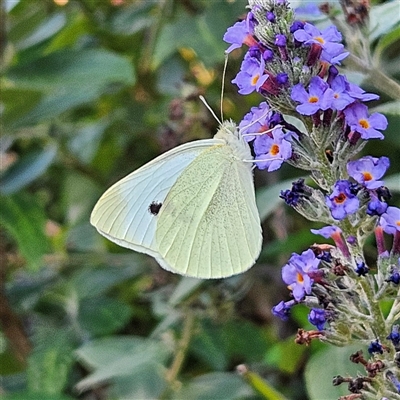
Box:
[270,144,280,156]
[296,272,304,283]
[334,93,339,99]
[359,119,370,129]
[334,193,347,204]
[315,36,325,45]
[362,172,373,181]
[308,96,319,103]
[251,74,260,86]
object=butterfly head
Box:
[214,120,253,162]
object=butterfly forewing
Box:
[90,139,223,257]
[156,143,262,278]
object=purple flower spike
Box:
[355,261,369,276]
[272,299,296,321]
[239,102,272,142]
[311,225,350,258]
[291,76,334,115]
[387,325,400,349]
[326,180,360,220]
[308,308,327,330]
[344,103,388,140]
[223,20,257,53]
[253,126,292,171]
[380,207,400,235]
[280,178,306,207]
[329,75,355,110]
[290,20,305,34]
[345,80,380,102]
[266,11,276,23]
[263,49,274,62]
[232,53,269,95]
[277,73,289,85]
[387,268,400,285]
[275,34,287,47]
[311,225,342,239]
[282,249,320,301]
[293,23,349,64]
[347,156,390,189]
[368,339,384,354]
[367,193,388,217]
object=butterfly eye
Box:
[149,202,163,215]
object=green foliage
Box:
[0,192,50,269]
[305,345,367,399]
[172,372,255,400]
[75,336,170,397]
[1,0,399,399]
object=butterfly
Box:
[90,119,262,279]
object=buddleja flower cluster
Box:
[224,0,400,398]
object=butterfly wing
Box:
[156,143,262,279]
[90,139,224,259]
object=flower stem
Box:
[347,54,400,100]
[163,311,195,393]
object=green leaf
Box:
[369,2,400,41]
[7,49,135,126]
[0,349,25,375]
[75,336,170,392]
[45,14,91,53]
[153,1,246,69]
[371,101,400,116]
[17,13,66,50]
[0,192,49,270]
[256,178,299,221]
[241,370,288,400]
[0,145,57,194]
[108,1,155,35]
[66,222,104,252]
[67,121,108,164]
[27,330,74,395]
[2,393,74,400]
[173,372,254,400]
[191,321,228,371]
[374,25,400,62]
[78,297,133,336]
[156,56,186,95]
[261,228,315,260]
[305,345,366,400]
[191,318,269,371]
[70,264,143,299]
[2,88,42,129]
[370,103,400,148]
[62,172,100,226]
[109,365,167,400]
[169,277,204,307]
[265,335,307,374]
[385,174,400,193]
[8,2,49,45]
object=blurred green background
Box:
[1,0,399,399]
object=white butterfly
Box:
[90,120,262,279]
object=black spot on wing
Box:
[149,201,162,216]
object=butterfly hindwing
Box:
[90,139,223,258]
[156,143,262,278]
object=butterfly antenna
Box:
[238,109,274,136]
[220,53,229,122]
[199,95,222,125]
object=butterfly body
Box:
[90,121,262,279]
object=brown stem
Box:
[160,311,195,399]
[0,238,32,365]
